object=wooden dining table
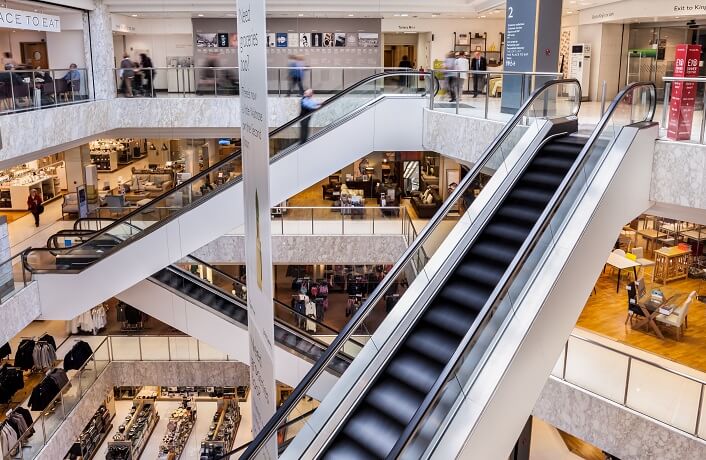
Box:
[633,292,685,340]
[606,252,640,293]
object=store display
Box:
[106,397,159,460]
[65,394,115,460]
[14,334,57,371]
[0,365,24,403]
[70,304,108,335]
[89,139,139,172]
[0,163,62,210]
[158,399,197,459]
[63,340,94,371]
[28,369,68,411]
[199,398,241,460]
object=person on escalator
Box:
[299,89,320,145]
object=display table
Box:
[91,151,119,172]
[652,246,691,284]
[345,178,377,198]
[158,402,196,460]
[199,398,241,460]
[106,397,159,460]
[0,176,59,210]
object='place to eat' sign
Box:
[0,8,61,33]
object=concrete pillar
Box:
[207,139,219,181]
[64,147,86,194]
[85,0,116,100]
[184,148,198,177]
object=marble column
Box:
[64,147,86,194]
[207,139,219,182]
[85,0,116,100]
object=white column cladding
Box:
[86,0,115,99]
[238,0,276,457]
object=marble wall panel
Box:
[423,108,506,165]
[651,140,706,211]
[0,282,40,345]
[533,378,706,460]
[87,1,115,100]
[191,234,407,264]
[110,361,250,387]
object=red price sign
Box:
[668,44,702,141]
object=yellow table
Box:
[652,247,691,284]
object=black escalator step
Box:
[521,171,566,189]
[323,433,379,460]
[496,204,542,224]
[541,143,583,157]
[507,187,555,207]
[438,281,492,312]
[531,156,576,172]
[553,135,589,146]
[386,351,444,394]
[468,240,517,266]
[484,222,531,245]
[365,377,425,426]
[455,261,506,288]
[340,405,403,459]
[404,326,460,364]
[422,303,478,338]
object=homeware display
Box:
[157,398,197,459]
[106,397,159,460]
[199,398,241,460]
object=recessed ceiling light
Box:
[197,14,204,17]
[676,16,680,18]
[481,15,486,18]
[401,13,409,17]
[567,11,573,14]
[131,14,138,17]
[298,13,304,17]
[348,14,355,17]
[432,13,440,17]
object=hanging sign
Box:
[667,44,701,141]
[0,8,60,32]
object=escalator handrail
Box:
[23,71,438,273]
[166,258,362,347]
[386,81,658,458]
[214,408,318,460]
[239,77,580,459]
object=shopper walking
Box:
[119,53,134,97]
[288,55,305,96]
[455,52,470,98]
[471,51,487,97]
[299,89,320,144]
[27,189,43,227]
[398,55,412,88]
[139,53,155,97]
[444,51,457,102]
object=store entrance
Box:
[20,42,48,69]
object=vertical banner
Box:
[238,1,276,458]
[668,44,702,141]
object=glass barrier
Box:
[4,337,109,460]
[661,77,706,144]
[114,67,407,97]
[0,254,32,303]
[23,72,432,274]
[431,70,563,122]
[240,78,583,459]
[0,68,90,115]
[270,206,407,236]
[554,332,706,439]
[396,82,657,457]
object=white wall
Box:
[0,29,45,64]
[577,23,626,101]
[46,30,85,68]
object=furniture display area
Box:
[0,173,60,210]
[322,175,341,201]
[606,250,640,293]
[653,246,691,284]
[626,277,693,340]
[90,139,139,172]
[410,186,442,218]
[131,170,175,196]
[345,176,377,198]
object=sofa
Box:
[133,172,174,196]
[411,186,442,219]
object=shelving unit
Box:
[199,398,241,460]
[452,32,504,65]
[158,401,197,459]
[90,151,119,172]
[65,396,116,460]
[106,397,159,460]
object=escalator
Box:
[22,71,435,319]
[240,80,658,459]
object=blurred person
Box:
[471,51,487,97]
[0,63,24,86]
[132,62,144,96]
[455,52,470,97]
[119,53,134,97]
[398,55,412,88]
[139,53,155,96]
[27,189,43,227]
[63,63,81,96]
[299,88,320,144]
[1,52,14,67]
[444,51,457,102]
[288,55,305,96]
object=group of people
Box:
[444,50,487,102]
[119,52,155,97]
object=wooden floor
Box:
[558,429,608,460]
[577,241,706,372]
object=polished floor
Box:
[577,236,706,373]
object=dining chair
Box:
[632,247,655,275]
[655,291,696,340]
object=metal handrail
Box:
[22,71,436,274]
[239,77,581,459]
[387,81,657,457]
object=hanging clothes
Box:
[0,422,18,457]
[0,343,11,360]
[13,340,35,370]
[0,365,23,403]
[31,342,56,370]
[63,341,93,371]
[28,376,61,411]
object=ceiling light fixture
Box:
[400,13,409,17]
[131,14,138,17]
[481,15,486,18]
[197,14,204,17]
[567,11,573,14]
[298,13,304,17]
